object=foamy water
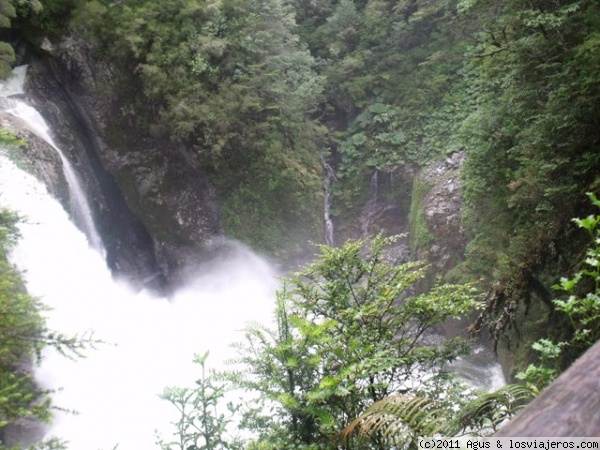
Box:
[0,153,278,449]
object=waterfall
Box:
[449,345,506,392]
[0,152,278,449]
[0,66,506,449]
[7,101,104,253]
[0,67,278,450]
[323,160,335,246]
[0,66,104,253]
[0,65,28,97]
[360,169,379,237]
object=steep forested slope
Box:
[69,0,326,256]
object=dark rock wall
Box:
[22,36,222,292]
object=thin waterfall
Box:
[323,160,335,246]
[7,100,105,253]
[0,66,104,253]
[370,169,379,203]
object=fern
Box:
[454,384,535,435]
[341,395,449,448]
[341,384,536,446]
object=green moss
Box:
[330,166,372,240]
[408,177,433,254]
[0,130,30,172]
[217,167,323,260]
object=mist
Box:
[0,152,279,449]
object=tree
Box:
[230,235,479,449]
[460,0,600,358]
[0,0,42,78]
[158,352,241,450]
[516,193,600,390]
[0,208,52,436]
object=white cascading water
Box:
[0,65,29,97]
[360,170,379,237]
[450,345,506,392]
[6,99,105,253]
[0,152,278,449]
[323,160,335,247]
[0,67,279,449]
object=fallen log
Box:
[495,340,600,437]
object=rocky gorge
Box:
[3,0,599,446]
[6,35,472,297]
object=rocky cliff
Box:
[21,37,222,292]
[349,152,467,275]
[418,151,467,275]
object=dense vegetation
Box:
[0,208,51,441]
[9,0,600,302]
[1,0,600,447]
[157,237,541,449]
[69,0,326,255]
[228,236,476,449]
[36,0,598,333]
[158,236,490,449]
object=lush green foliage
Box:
[459,0,600,347]
[7,0,599,389]
[342,383,534,446]
[0,210,50,427]
[408,178,433,255]
[0,208,61,449]
[461,0,600,264]
[516,193,600,390]
[158,352,241,450]
[0,0,41,78]
[66,0,326,255]
[1,0,599,447]
[342,395,449,448]
[161,237,544,449]
[0,209,52,434]
[227,235,477,449]
[13,0,598,281]
[156,201,600,448]
[553,194,600,349]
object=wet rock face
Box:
[420,151,467,273]
[23,35,222,291]
[353,152,467,274]
[0,108,67,204]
